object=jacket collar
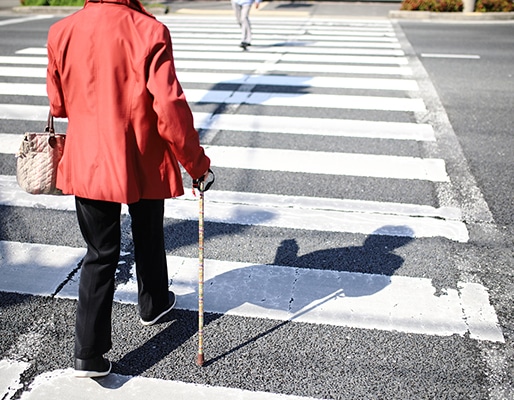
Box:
[85,0,154,18]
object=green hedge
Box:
[400,0,513,11]
[400,0,463,11]
[475,0,513,11]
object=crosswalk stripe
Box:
[0,112,434,143]
[172,50,409,65]
[0,66,46,78]
[163,22,395,33]
[0,68,418,91]
[194,113,435,141]
[177,72,418,91]
[0,113,435,145]
[0,56,47,65]
[0,56,413,76]
[4,363,319,399]
[205,145,448,181]
[176,60,414,75]
[16,45,406,56]
[168,32,400,43]
[0,241,501,342]
[170,38,404,49]
[186,89,426,112]
[0,15,53,27]
[0,175,467,241]
[0,84,426,112]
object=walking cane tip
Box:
[196,353,205,366]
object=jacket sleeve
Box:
[46,39,67,118]
[146,25,210,180]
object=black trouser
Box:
[74,196,169,359]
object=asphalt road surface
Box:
[0,4,512,399]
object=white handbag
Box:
[16,112,65,195]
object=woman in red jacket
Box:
[47,0,211,378]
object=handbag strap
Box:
[45,111,55,135]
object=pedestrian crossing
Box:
[0,14,504,399]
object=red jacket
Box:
[46,0,210,204]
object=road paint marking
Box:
[0,84,426,112]
[20,368,319,400]
[0,107,435,142]
[0,15,54,27]
[0,55,413,76]
[0,133,24,153]
[176,72,418,91]
[0,236,491,341]
[0,66,46,78]
[171,38,403,49]
[205,145,449,181]
[0,56,47,65]
[0,359,30,400]
[0,67,417,91]
[176,60,413,75]
[0,240,501,341]
[0,175,467,241]
[194,113,436,141]
[187,89,426,112]
[0,241,83,296]
[169,31,399,43]
[421,53,480,60]
[173,50,408,65]
[16,45,405,56]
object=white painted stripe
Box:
[0,82,46,97]
[176,72,418,91]
[0,84,425,112]
[16,45,405,56]
[0,241,84,296]
[22,368,321,399]
[186,89,426,112]
[195,113,436,141]
[205,145,448,181]
[0,56,412,76]
[173,51,408,65]
[176,60,413,76]
[421,53,480,60]
[0,15,54,27]
[183,189,462,220]
[171,39,403,49]
[0,175,467,241]
[459,282,505,342]
[0,114,434,144]
[0,56,47,65]
[0,103,50,121]
[167,26,397,38]
[169,32,399,43]
[15,48,47,55]
[1,240,498,341]
[173,44,406,56]
[0,360,30,400]
[0,133,23,153]
[0,63,415,91]
[54,252,502,341]
[164,22,395,33]
[0,66,46,78]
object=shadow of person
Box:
[273,225,414,276]
[115,225,414,373]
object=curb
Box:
[389,10,514,20]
